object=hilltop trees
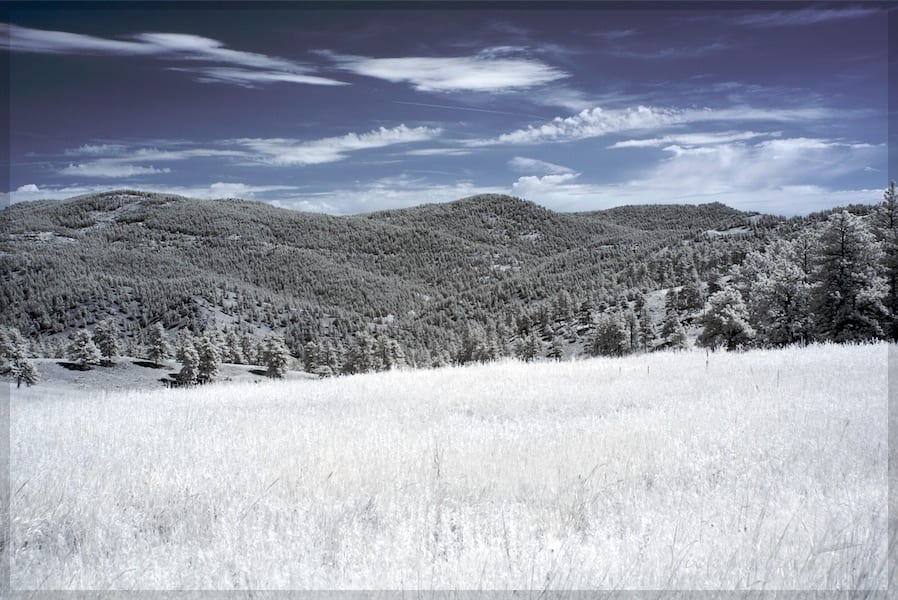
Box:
[1,326,39,387]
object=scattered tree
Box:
[261,334,291,378]
[147,323,169,367]
[93,319,120,365]
[0,327,39,387]
[68,330,101,369]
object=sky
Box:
[1,2,893,216]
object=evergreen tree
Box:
[697,286,755,351]
[811,211,888,342]
[240,333,258,365]
[591,312,630,356]
[546,335,564,360]
[92,319,120,365]
[261,334,291,378]
[147,322,169,367]
[660,312,689,350]
[68,330,101,369]
[176,341,199,386]
[515,332,543,362]
[0,327,39,387]
[872,181,898,340]
[196,335,221,383]
[303,340,321,373]
[224,330,244,364]
[734,242,812,346]
[638,309,655,351]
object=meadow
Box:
[7,343,892,590]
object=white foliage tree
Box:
[68,330,102,369]
[698,286,755,351]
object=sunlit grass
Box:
[7,343,891,590]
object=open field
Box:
[6,343,892,590]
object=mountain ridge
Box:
[2,189,776,364]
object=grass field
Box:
[6,343,892,590]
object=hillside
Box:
[0,190,769,363]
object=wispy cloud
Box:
[57,146,247,178]
[608,130,776,149]
[60,163,171,178]
[608,42,729,60]
[733,6,881,28]
[472,104,837,146]
[508,156,574,176]
[405,147,473,157]
[1,23,347,87]
[6,182,301,204]
[318,48,568,92]
[233,124,442,166]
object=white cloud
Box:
[235,125,442,166]
[320,48,568,92]
[61,163,171,178]
[405,148,473,157]
[274,177,508,215]
[64,143,129,156]
[171,67,348,87]
[474,104,838,146]
[5,182,301,204]
[608,130,775,149]
[734,7,881,27]
[509,136,885,215]
[1,24,346,87]
[56,147,248,178]
[608,42,730,60]
[508,156,574,176]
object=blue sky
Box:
[2,2,892,216]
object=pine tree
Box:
[176,341,200,386]
[196,336,221,383]
[515,332,543,362]
[546,335,564,360]
[240,333,258,365]
[1,327,39,387]
[872,181,898,340]
[811,210,888,342]
[261,334,291,378]
[591,312,630,356]
[92,319,120,365]
[303,340,321,373]
[68,330,101,369]
[697,286,755,351]
[224,330,244,364]
[735,242,812,347]
[147,322,169,367]
[638,309,655,351]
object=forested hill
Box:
[2,189,769,365]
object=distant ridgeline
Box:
[1,187,895,376]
